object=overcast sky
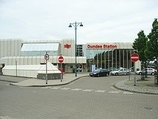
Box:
[0,0,158,44]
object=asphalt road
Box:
[0,75,158,119]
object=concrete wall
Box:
[0,39,22,58]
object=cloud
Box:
[0,0,158,43]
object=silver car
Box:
[111,68,130,75]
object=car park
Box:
[110,68,130,75]
[89,68,110,77]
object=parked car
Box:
[135,68,156,75]
[89,68,110,77]
[110,68,130,75]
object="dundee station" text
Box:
[87,44,117,49]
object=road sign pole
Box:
[46,59,48,84]
[58,55,64,81]
[60,62,63,82]
[134,63,136,86]
[44,52,49,84]
[128,63,132,81]
[134,73,136,86]
[131,53,139,86]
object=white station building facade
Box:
[0,39,141,78]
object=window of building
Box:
[20,43,59,56]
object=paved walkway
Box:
[0,74,158,95]
[114,76,158,95]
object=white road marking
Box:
[95,90,106,93]
[71,88,82,91]
[42,87,135,95]
[109,91,120,93]
[60,87,70,90]
[82,89,93,92]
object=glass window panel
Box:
[20,43,59,56]
[21,43,59,51]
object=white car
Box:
[135,68,156,75]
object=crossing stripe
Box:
[60,87,70,90]
[71,88,82,91]
[95,90,106,93]
[82,89,93,92]
[109,91,120,93]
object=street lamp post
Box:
[69,22,83,77]
[156,28,158,84]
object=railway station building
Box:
[0,39,140,78]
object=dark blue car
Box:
[89,69,110,77]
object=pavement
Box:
[0,73,158,95]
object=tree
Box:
[132,30,148,79]
[146,18,158,84]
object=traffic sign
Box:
[131,53,139,62]
[44,53,49,61]
[58,56,64,63]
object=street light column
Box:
[156,28,158,84]
[69,22,83,77]
[74,22,77,77]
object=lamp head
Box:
[68,24,72,27]
[80,23,83,27]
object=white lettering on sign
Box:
[87,44,117,49]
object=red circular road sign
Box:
[58,56,64,63]
[131,53,139,62]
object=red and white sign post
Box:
[58,55,64,81]
[130,53,139,86]
[44,52,49,84]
